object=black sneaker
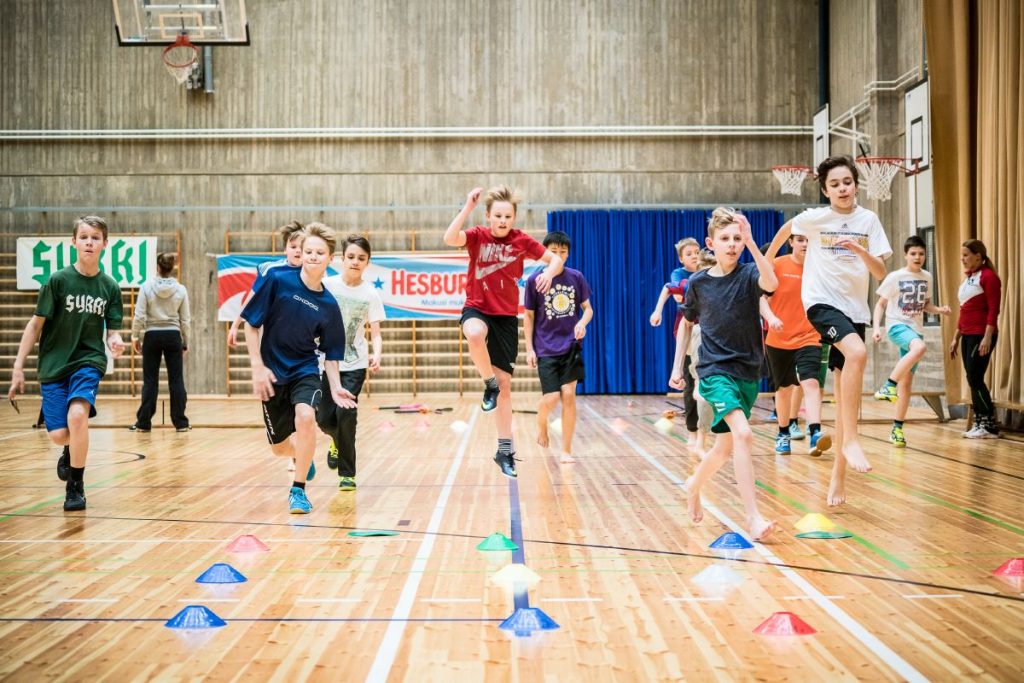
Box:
[128,424,150,433]
[175,425,192,433]
[63,480,86,512]
[57,446,70,482]
[493,451,517,478]
[481,383,500,412]
[327,440,339,469]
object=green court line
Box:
[864,472,1024,537]
[640,416,912,570]
[0,470,133,524]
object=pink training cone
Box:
[379,420,395,432]
[753,611,817,636]
[227,534,269,553]
[993,558,1024,577]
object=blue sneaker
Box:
[307,459,316,481]
[789,421,805,440]
[774,433,791,455]
[289,486,312,514]
[809,431,832,457]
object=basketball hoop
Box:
[855,157,920,201]
[771,166,813,195]
[162,34,200,85]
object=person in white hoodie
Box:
[130,253,191,432]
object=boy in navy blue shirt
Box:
[242,223,350,514]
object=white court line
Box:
[365,407,479,683]
[902,594,964,600]
[296,598,361,603]
[784,595,846,600]
[56,598,118,603]
[420,598,481,603]
[177,598,239,603]
[663,596,724,603]
[541,597,604,603]
[586,405,928,683]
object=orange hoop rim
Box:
[855,156,921,177]
[162,34,200,69]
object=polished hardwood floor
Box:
[0,394,1021,681]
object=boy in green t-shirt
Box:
[8,216,125,511]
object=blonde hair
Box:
[72,215,108,240]
[675,237,700,259]
[485,185,522,214]
[300,222,338,254]
[279,220,305,244]
[706,207,740,237]
[698,249,718,269]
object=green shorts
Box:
[698,375,760,434]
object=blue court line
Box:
[508,478,529,611]
[0,617,501,623]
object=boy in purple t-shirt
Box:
[524,231,594,463]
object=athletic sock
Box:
[893,420,904,428]
[498,438,512,455]
[292,481,306,490]
[484,376,498,390]
[809,423,821,436]
[778,425,790,436]
[886,378,898,388]
[789,419,799,428]
[69,466,85,483]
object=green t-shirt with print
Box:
[34,266,123,383]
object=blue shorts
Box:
[40,366,101,432]
[888,324,923,374]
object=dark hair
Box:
[156,252,177,276]
[962,238,995,274]
[543,231,571,249]
[903,235,926,253]
[342,234,372,258]
[816,154,860,193]
[72,215,108,240]
[279,220,305,242]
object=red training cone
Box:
[753,611,816,636]
[227,534,269,553]
[994,558,1024,577]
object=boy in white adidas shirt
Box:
[768,155,892,508]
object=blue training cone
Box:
[709,532,754,550]
[499,607,560,637]
[195,563,247,584]
[165,605,227,629]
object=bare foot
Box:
[841,440,872,472]
[536,420,549,448]
[696,449,709,461]
[287,458,296,472]
[686,434,697,452]
[748,517,777,542]
[827,478,846,507]
[560,453,575,464]
[685,476,703,523]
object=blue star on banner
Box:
[373,277,385,290]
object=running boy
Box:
[524,231,593,464]
[8,216,125,511]
[444,186,563,478]
[872,235,950,446]
[318,235,385,491]
[242,223,349,514]
[767,154,892,507]
[228,220,304,347]
[671,208,779,541]
[651,237,702,447]
[760,232,831,457]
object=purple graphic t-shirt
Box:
[524,267,592,357]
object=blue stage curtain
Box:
[547,209,784,395]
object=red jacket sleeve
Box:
[982,267,1002,329]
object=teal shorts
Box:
[888,324,924,374]
[698,375,760,434]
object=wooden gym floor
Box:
[0,394,1021,681]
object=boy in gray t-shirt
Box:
[670,208,779,542]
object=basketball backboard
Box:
[812,104,830,169]
[113,0,249,45]
[905,79,930,171]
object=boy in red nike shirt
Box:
[444,185,563,477]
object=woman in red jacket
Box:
[949,239,1002,438]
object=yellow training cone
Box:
[794,513,836,533]
[490,563,541,588]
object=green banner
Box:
[17,237,159,289]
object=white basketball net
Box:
[855,158,903,201]
[772,167,810,195]
[163,44,200,85]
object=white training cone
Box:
[449,420,469,434]
[490,563,541,588]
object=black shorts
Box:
[766,344,823,388]
[460,307,519,375]
[806,304,865,372]
[537,345,585,394]
[262,374,323,445]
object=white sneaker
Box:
[962,425,983,438]
[975,428,1001,439]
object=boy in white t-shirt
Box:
[317,235,386,492]
[871,235,950,447]
[767,155,892,507]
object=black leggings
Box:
[961,334,997,418]
[136,330,188,429]
[316,369,367,477]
